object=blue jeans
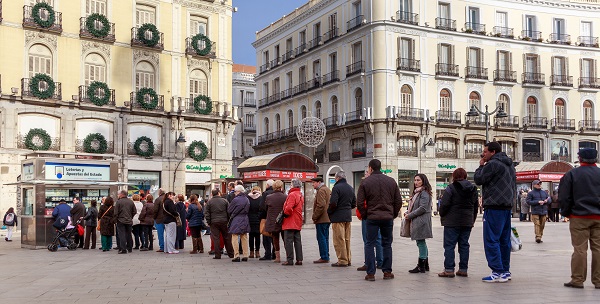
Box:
[483,209,512,273]
[365,219,393,275]
[315,223,330,261]
[361,220,382,267]
[155,222,165,251]
[443,226,472,272]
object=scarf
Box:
[409,187,423,213]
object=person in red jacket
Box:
[281,178,304,266]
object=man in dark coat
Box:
[226,182,236,203]
[329,171,356,267]
[559,148,600,289]
[259,179,275,260]
[70,197,86,248]
[152,189,166,252]
[205,188,234,259]
[113,190,137,254]
[311,176,331,264]
[527,180,550,243]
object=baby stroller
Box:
[47,217,83,252]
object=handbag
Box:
[77,224,85,236]
[400,217,411,238]
[275,211,287,225]
[53,217,68,229]
[163,201,182,227]
[97,205,113,231]
[259,219,272,237]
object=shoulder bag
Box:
[259,219,272,237]
[400,217,411,238]
[163,201,182,227]
[96,206,113,231]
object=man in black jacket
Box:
[259,179,275,260]
[70,197,86,248]
[526,180,550,243]
[114,190,137,254]
[329,171,356,267]
[205,188,234,259]
[559,148,600,289]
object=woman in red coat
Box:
[281,178,304,266]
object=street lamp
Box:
[465,104,508,143]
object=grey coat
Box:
[405,190,433,241]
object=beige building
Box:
[231,64,256,176]
[0,0,236,214]
[252,0,600,202]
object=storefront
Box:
[184,163,213,199]
[127,170,161,197]
[398,170,418,206]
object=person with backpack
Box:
[3,207,17,242]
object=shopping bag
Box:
[510,226,522,252]
[400,218,411,238]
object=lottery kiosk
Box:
[18,157,120,249]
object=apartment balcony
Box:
[282,50,295,63]
[396,11,418,26]
[293,82,308,95]
[183,97,219,115]
[308,36,322,50]
[436,150,458,159]
[127,142,162,157]
[550,75,573,89]
[131,26,164,51]
[259,62,270,74]
[17,134,60,151]
[396,58,420,73]
[397,107,425,122]
[243,98,256,107]
[495,115,520,129]
[579,120,600,132]
[435,110,461,125]
[75,139,114,154]
[323,27,339,43]
[270,57,280,69]
[549,33,571,45]
[323,116,341,128]
[23,5,62,34]
[521,30,543,42]
[435,63,459,78]
[129,91,164,112]
[267,92,281,104]
[79,16,115,42]
[465,115,487,127]
[295,43,307,57]
[314,153,325,163]
[577,36,599,47]
[329,151,341,162]
[493,70,517,84]
[347,15,364,32]
[465,66,488,82]
[522,72,545,87]
[492,26,514,39]
[186,145,212,160]
[464,22,486,35]
[579,77,600,91]
[346,61,364,77]
[523,152,544,162]
[397,146,418,157]
[352,147,366,158]
[21,78,62,101]
[78,85,116,107]
[551,118,576,131]
[307,78,320,91]
[435,17,456,31]
[258,97,268,108]
[321,70,340,86]
[465,150,482,159]
[523,116,548,129]
[345,110,363,123]
[280,88,292,100]
[280,126,297,139]
[185,37,216,58]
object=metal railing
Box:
[396,58,420,72]
[397,107,425,121]
[494,70,517,82]
[521,30,543,42]
[352,147,366,158]
[522,72,545,85]
[78,85,115,106]
[308,36,322,50]
[280,126,297,139]
[550,33,571,45]
[523,116,548,129]
[396,11,419,25]
[270,57,280,69]
[23,5,62,33]
[307,78,320,91]
[75,139,114,153]
[323,116,341,127]
[465,66,488,80]
[321,70,339,86]
[21,78,62,100]
[243,98,256,107]
[17,134,60,151]
[435,17,456,31]
[258,97,268,108]
[282,50,295,63]
[579,77,600,89]
[435,63,459,77]
[578,36,599,47]
[495,115,520,128]
[397,146,418,157]
[322,27,338,43]
[550,75,573,87]
[314,153,324,163]
[243,125,256,132]
[435,110,461,124]
[523,152,543,162]
[579,120,600,131]
[130,91,164,111]
[329,151,341,161]
[346,61,364,76]
[293,82,308,95]
[347,15,364,32]
[465,151,482,159]
[465,115,487,126]
[259,62,270,74]
[436,150,458,159]
[280,88,293,100]
[492,26,514,38]
[79,16,115,42]
[185,37,216,57]
[464,22,486,35]
[551,118,576,130]
[345,110,362,123]
[295,43,307,56]
[131,26,164,50]
[267,92,281,103]
[183,97,219,115]
[127,142,162,157]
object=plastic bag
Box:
[510,226,522,252]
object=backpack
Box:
[5,213,14,226]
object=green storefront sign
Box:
[186,164,212,172]
[438,164,456,170]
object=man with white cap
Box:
[526,179,550,243]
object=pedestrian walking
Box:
[527,180,550,243]
[228,185,251,262]
[405,173,433,274]
[205,188,234,259]
[328,171,356,267]
[258,179,275,261]
[98,197,115,252]
[186,194,205,254]
[264,180,287,263]
[175,194,187,250]
[82,200,98,249]
[281,178,304,266]
[311,176,331,264]
[3,207,17,242]
[247,186,262,258]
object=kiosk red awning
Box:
[237,152,318,182]
[515,161,573,182]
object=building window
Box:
[315,100,322,119]
[299,65,307,83]
[135,61,156,90]
[264,118,269,134]
[355,88,363,112]
[552,56,568,80]
[245,114,254,128]
[84,53,106,86]
[351,137,366,158]
[467,47,483,74]
[287,110,293,128]
[189,69,207,99]
[555,98,566,119]
[524,54,540,76]
[465,140,485,159]
[438,2,450,19]
[499,141,515,159]
[438,43,454,65]
[135,4,156,26]
[329,52,337,73]
[262,83,269,99]
[527,96,537,117]
[397,136,417,157]
[286,72,293,90]
[313,60,321,79]
[331,96,338,119]
[581,58,596,80]
[86,0,107,15]
[28,44,52,78]
[440,89,451,112]
[399,38,415,62]
[400,85,412,112]
[468,91,480,109]
[301,105,307,119]
[524,15,537,37]
[523,138,542,161]
[497,50,511,73]
[272,78,280,95]
[498,94,510,113]
[584,100,594,121]
[275,114,281,132]
[352,42,362,63]
[435,137,457,158]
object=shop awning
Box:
[237,152,318,181]
[494,136,517,143]
[397,131,420,138]
[4,180,132,186]
[435,132,459,140]
[464,134,486,142]
[515,161,573,182]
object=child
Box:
[3,207,18,242]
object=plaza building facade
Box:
[231,64,256,177]
[252,0,600,201]
[0,0,236,214]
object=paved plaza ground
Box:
[0,216,597,303]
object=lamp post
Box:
[465,104,508,143]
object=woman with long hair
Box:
[247,186,262,258]
[82,200,98,249]
[186,194,205,254]
[132,194,144,250]
[3,207,17,242]
[98,197,115,252]
[175,194,187,250]
[162,192,179,254]
[405,173,434,273]
[138,194,154,251]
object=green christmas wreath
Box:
[29,73,56,100]
[25,128,52,151]
[87,81,111,106]
[191,34,212,56]
[137,23,160,47]
[85,13,111,38]
[136,88,158,110]
[134,136,155,157]
[32,2,56,28]
[83,133,108,154]
[187,140,209,162]
[193,95,212,115]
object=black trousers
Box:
[132,225,142,248]
[249,232,261,251]
[210,222,233,258]
[116,223,133,251]
[84,225,97,249]
[262,235,273,259]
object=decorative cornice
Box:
[24,30,57,49]
[174,0,227,14]
[82,41,111,58]
[187,58,210,74]
[514,0,600,10]
[133,49,160,66]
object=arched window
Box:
[275,114,281,132]
[400,85,412,111]
[583,100,594,122]
[301,105,307,119]
[498,94,510,114]
[287,110,294,128]
[28,44,52,77]
[190,69,208,98]
[84,53,106,86]
[331,96,338,121]
[527,96,537,117]
[135,61,156,91]
[468,91,480,109]
[355,88,363,112]
[315,101,322,119]
[440,89,451,113]
[555,98,565,120]
[264,117,269,134]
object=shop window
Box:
[128,171,161,195]
[465,140,484,159]
[522,138,542,161]
[435,137,457,158]
[351,137,366,158]
[499,141,515,159]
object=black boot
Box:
[424,258,430,272]
[408,258,426,273]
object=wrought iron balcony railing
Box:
[307,78,320,91]
[435,17,456,31]
[465,115,487,126]
[550,75,573,87]
[131,26,164,50]
[323,116,341,127]
[308,36,322,50]
[185,37,216,58]
[21,78,62,100]
[321,70,340,86]
[464,22,486,35]
[465,66,488,80]
[293,82,308,95]
[397,146,418,157]
[579,77,600,89]
[258,97,268,108]
[397,107,425,121]
[130,91,164,111]
[492,26,514,38]
[182,97,220,115]
[127,142,162,157]
[323,27,339,43]
[267,92,281,103]
[579,120,600,131]
[346,61,364,77]
[523,116,548,129]
[295,43,307,56]
[522,72,545,85]
[17,134,61,151]
[352,147,366,158]
[329,151,341,161]
[345,110,362,123]
[347,15,364,32]
[282,49,295,63]
[495,115,520,128]
[550,33,571,45]
[551,118,576,131]
[79,16,115,42]
[521,30,543,42]
[281,88,293,100]
[259,62,270,74]
[523,152,544,162]
[244,125,256,132]
[578,36,599,47]
[23,5,62,34]
[396,11,418,25]
[75,139,114,153]
[436,150,458,159]
[270,57,280,69]
[435,110,461,124]
[397,58,420,72]
[465,150,483,159]
[243,98,256,107]
[435,63,459,77]
[494,70,517,82]
[78,85,116,106]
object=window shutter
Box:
[551,56,555,76]
[480,49,484,68]
[466,46,470,67]
[509,51,513,70]
[536,55,541,74]
[397,37,401,59]
[451,45,455,65]
[565,58,569,76]
[496,50,500,70]
[411,39,415,60]
[523,53,526,72]
[437,43,441,63]
[580,58,584,77]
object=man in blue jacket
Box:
[526,180,549,243]
[51,199,72,246]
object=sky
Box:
[232,0,308,66]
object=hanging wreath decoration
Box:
[136,88,158,110]
[32,2,56,29]
[137,23,160,47]
[134,136,155,157]
[24,128,52,151]
[187,140,209,162]
[193,95,212,115]
[87,81,111,106]
[83,133,108,154]
[191,34,212,56]
[29,73,56,100]
[85,13,111,38]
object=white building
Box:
[232,64,257,176]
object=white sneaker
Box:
[482,272,508,283]
[502,272,512,280]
